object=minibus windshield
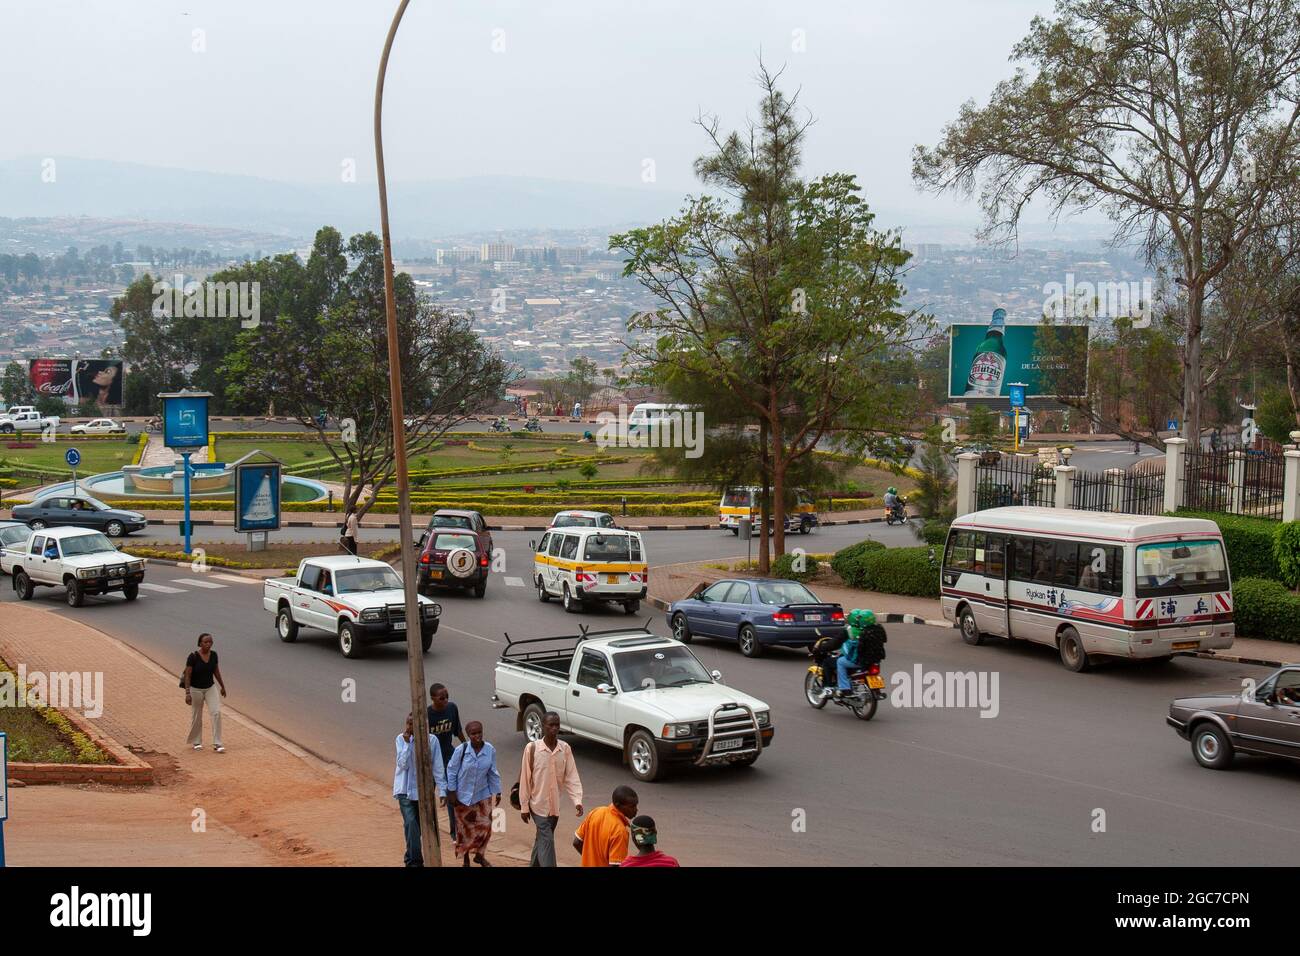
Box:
[1135,539,1228,596]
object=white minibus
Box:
[940,507,1234,671]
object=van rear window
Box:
[584,535,632,561]
[722,490,751,507]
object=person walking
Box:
[393,712,447,867]
[341,510,359,556]
[573,785,637,867]
[619,815,680,867]
[183,633,227,753]
[427,683,465,842]
[445,721,502,867]
[518,711,583,867]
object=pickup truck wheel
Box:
[522,703,547,741]
[738,624,763,658]
[14,570,33,600]
[28,520,46,531]
[562,584,580,614]
[123,582,139,601]
[421,630,433,653]
[277,606,299,643]
[338,621,364,659]
[0,424,11,434]
[105,520,124,538]
[626,729,661,782]
[799,520,810,535]
[671,612,693,644]
[66,579,84,607]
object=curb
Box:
[138,516,889,533]
[1188,650,1293,668]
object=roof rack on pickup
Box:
[500,620,658,662]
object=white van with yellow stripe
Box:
[532,526,648,614]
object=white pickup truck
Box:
[2,526,145,606]
[263,556,442,659]
[493,627,774,782]
[0,410,59,434]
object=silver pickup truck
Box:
[263,555,441,659]
[493,626,774,782]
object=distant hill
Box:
[0,157,687,239]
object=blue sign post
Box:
[0,730,8,867]
[159,390,212,556]
[65,447,81,496]
[1008,382,1028,451]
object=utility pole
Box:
[374,0,440,866]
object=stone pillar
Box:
[1163,437,1187,514]
[1228,450,1247,515]
[1054,465,1076,511]
[1284,449,1300,524]
[1036,477,1056,507]
[955,452,980,517]
[1105,468,1126,514]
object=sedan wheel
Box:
[1192,723,1234,770]
[29,520,46,531]
[671,612,693,644]
[105,520,125,538]
[738,624,763,658]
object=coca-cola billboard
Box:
[28,359,124,407]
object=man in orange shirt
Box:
[573,785,638,867]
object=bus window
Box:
[1076,544,1122,595]
[945,531,976,572]
[985,535,1006,578]
[1031,540,1055,584]
[1053,541,1080,588]
[1010,536,1033,581]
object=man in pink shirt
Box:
[518,711,584,867]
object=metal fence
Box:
[1181,450,1230,513]
[1181,449,1285,520]
[1243,451,1285,520]
[975,454,1056,510]
[1071,468,1166,515]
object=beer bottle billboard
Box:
[963,308,1008,397]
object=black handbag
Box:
[509,741,538,811]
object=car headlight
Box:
[360,609,382,622]
[661,723,693,739]
[422,603,441,618]
[128,561,144,572]
[756,711,771,728]
[77,567,100,579]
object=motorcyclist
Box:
[830,608,887,699]
[883,487,902,519]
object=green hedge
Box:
[919,521,951,548]
[770,552,821,582]
[852,546,940,597]
[830,539,886,583]
[1232,577,1300,644]
[1173,510,1283,582]
[1273,521,1300,589]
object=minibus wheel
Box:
[1058,626,1090,672]
[959,607,983,646]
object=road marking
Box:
[439,624,499,644]
[170,578,228,589]
[139,582,186,594]
[208,573,259,585]
[504,576,525,587]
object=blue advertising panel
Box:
[234,462,282,533]
[163,394,209,449]
[1008,384,1026,409]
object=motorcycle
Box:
[523,417,543,432]
[883,496,908,525]
[804,634,886,720]
[488,418,511,433]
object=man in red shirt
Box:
[619,815,679,867]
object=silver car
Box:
[1167,666,1300,769]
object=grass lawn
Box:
[123,539,400,570]
[0,439,141,476]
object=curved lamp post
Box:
[375,0,441,867]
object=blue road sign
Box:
[64,448,80,468]
[1009,384,1027,409]
[1167,419,1179,431]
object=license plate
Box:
[108,578,123,587]
[1171,640,1197,650]
[806,613,823,622]
[393,621,406,631]
[429,570,443,579]
[605,573,619,583]
[866,675,885,689]
[714,738,744,751]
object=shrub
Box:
[771,551,820,582]
[1232,577,1300,644]
[1273,521,1300,589]
[854,546,939,597]
[830,539,886,583]
[919,521,951,548]
[1173,510,1282,581]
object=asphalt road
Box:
[6,525,1297,866]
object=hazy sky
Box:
[0,0,1067,227]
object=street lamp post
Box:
[375,0,441,866]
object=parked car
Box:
[263,556,441,658]
[548,510,617,530]
[1167,666,1300,769]
[532,526,647,613]
[0,520,30,573]
[417,527,491,599]
[2,527,145,606]
[70,418,126,435]
[493,627,774,782]
[668,578,846,657]
[11,494,147,537]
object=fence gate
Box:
[975,454,1055,510]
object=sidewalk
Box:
[0,604,530,866]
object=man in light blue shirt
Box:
[445,720,503,866]
[393,712,447,867]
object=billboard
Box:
[162,393,209,450]
[234,462,282,533]
[28,359,124,406]
[948,315,1089,400]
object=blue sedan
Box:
[668,578,846,658]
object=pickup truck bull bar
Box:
[696,702,761,765]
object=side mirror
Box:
[595,683,617,696]
[529,539,536,551]
[710,670,722,682]
[417,532,427,549]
